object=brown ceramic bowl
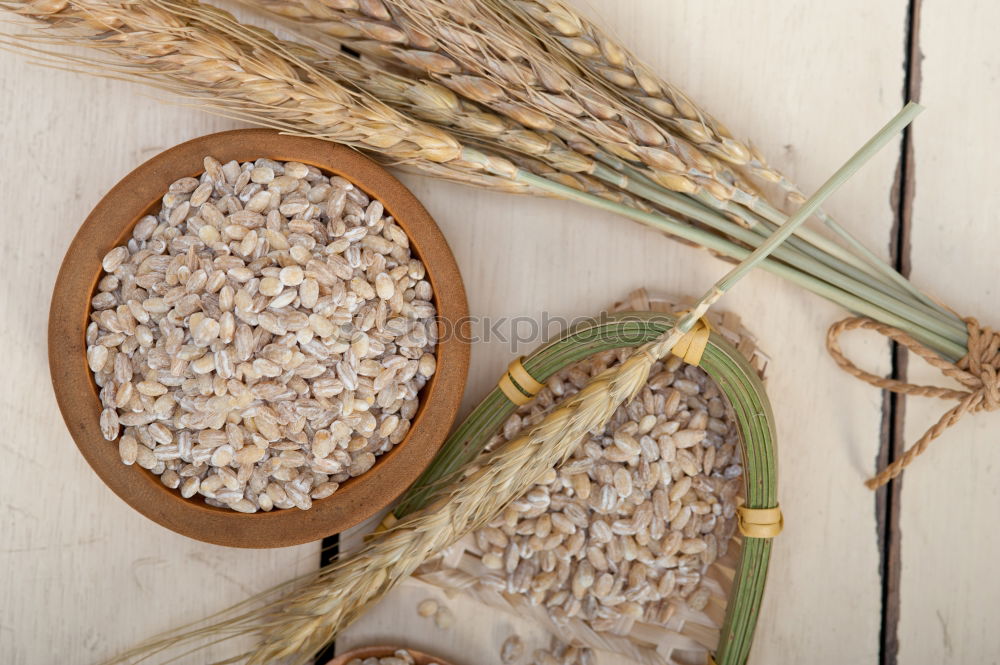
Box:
[49,129,469,548]
[325,645,457,665]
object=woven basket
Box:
[392,290,778,665]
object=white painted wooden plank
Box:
[340,2,908,664]
[0,41,318,665]
[899,1,1000,662]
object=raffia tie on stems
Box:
[827,316,1000,489]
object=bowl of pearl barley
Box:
[49,129,469,547]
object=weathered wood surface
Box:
[8,1,991,664]
[898,1,1000,662]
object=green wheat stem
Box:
[592,151,964,338]
[586,162,966,345]
[715,102,924,292]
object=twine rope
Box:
[827,316,1000,489]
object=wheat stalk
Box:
[243,22,852,274]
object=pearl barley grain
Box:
[375,272,394,300]
[417,598,438,618]
[279,265,304,286]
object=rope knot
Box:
[961,318,1000,411]
[827,316,1000,489]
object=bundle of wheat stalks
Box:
[1,0,981,663]
[4,0,968,362]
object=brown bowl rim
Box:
[48,129,469,548]
[324,645,456,665]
